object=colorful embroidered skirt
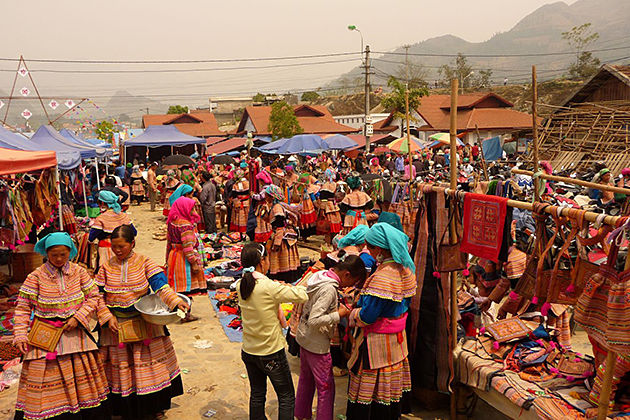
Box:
[342,211,368,235]
[15,350,109,420]
[100,334,183,418]
[254,217,272,243]
[268,239,300,282]
[230,201,249,233]
[348,357,411,406]
[166,247,206,293]
[61,205,78,236]
[320,201,342,234]
[131,182,145,198]
[300,197,317,227]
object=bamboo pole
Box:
[532,66,541,202]
[474,125,489,181]
[55,166,63,230]
[511,168,630,195]
[405,87,414,198]
[449,78,458,420]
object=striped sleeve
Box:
[13,273,39,344]
[73,268,99,329]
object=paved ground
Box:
[0,202,594,419]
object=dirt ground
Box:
[0,202,594,419]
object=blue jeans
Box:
[241,349,295,420]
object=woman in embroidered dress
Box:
[340,176,373,235]
[13,232,110,420]
[97,225,188,420]
[253,191,273,244]
[296,173,318,239]
[166,197,204,321]
[90,190,135,268]
[346,223,416,420]
[265,185,301,283]
[230,175,250,233]
[129,165,145,205]
[316,181,342,244]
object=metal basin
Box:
[134,293,190,325]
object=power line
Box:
[0,52,361,64]
[0,58,359,74]
[372,45,630,58]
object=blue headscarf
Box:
[365,223,415,271]
[337,225,369,249]
[98,190,122,214]
[169,184,194,206]
[377,212,404,233]
[34,232,78,260]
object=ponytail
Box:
[240,242,266,300]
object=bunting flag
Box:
[49,100,59,110]
[18,67,28,77]
[20,87,30,97]
[0,100,4,109]
[21,109,32,120]
[65,99,75,108]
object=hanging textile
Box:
[460,193,507,262]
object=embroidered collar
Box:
[44,261,71,276]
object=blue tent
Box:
[323,135,358,150]
[257,137,290,153]
[59,129,110,157]
[85,138,112,148]
[31,126,101,160]
[123,125,205,147]
[275,134,328,154]
[482,136,503,161]
[0,125,81,169]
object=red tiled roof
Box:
[236,105,357,135]
[347,134,394,149]
[143,110,223,137]
[206,137,246,155]
[206,136,227,146]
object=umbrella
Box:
[163,154,195,166]
[387,136,425,154]
[427,138,465,148]
[275,134,328,154]
[257,137,290,153]
[428,133,451,143]
[212,155,237,165]
[322,134,358,150]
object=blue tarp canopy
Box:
[323,134,359,150]
[482,136,503,161]
[85,138,113,148]
[257,137,290,153]
[59,129,110,157]
[123,125,205,147]
[31,125,101,160]
[0,125,81,170]
[275,134,328,154]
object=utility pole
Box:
[364,45,371,153]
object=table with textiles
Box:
[455,321,599,419]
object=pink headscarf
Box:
[167,197,200,225]
[256,170,272,185]
[622,168,630,177]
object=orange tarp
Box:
[0,148,57,175]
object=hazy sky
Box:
[0,0,577,115]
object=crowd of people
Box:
[13,142,630,420]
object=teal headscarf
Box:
[365,222,415,271]
[169,184,194,206]
[99,190,122,214]
[346,176,361,190]
[337,225,369,249]
[377,212,404,233]
[34,232,78,260]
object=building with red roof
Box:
[142,110,224,138]
[235,104,358,136]
[375,92,534,144]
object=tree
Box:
[438,53,474,89]
[267,101,303,140]
[394,61,429,89]
[252,93,265,102]
[473,69,493,89]
[380,76,428,121]
[95,121,116,143]
[167,105,188,114]
[300,91,320,102]
[562,23,601,79]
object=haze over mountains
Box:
[331,0,630,89]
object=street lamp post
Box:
[348,25,370,152]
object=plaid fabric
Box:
[15,350,109,420]
[62,205,78,235]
